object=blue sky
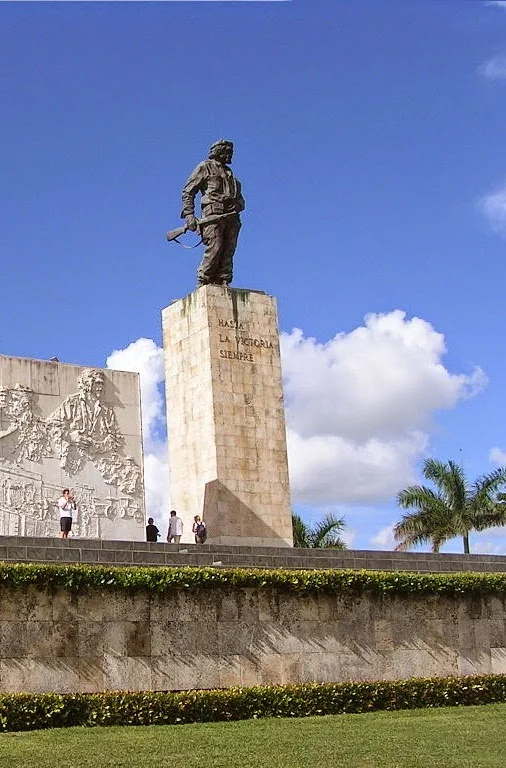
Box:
[2,0,506,551]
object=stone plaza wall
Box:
[1,582,506,693]
[0,355,145,540]
[162,285,293,547]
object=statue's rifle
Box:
[166,212,237,248]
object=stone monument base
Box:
[162,286,293,547]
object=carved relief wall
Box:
[0,355,145,540]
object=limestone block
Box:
[257,589,280,623]
[0,659,81,693]
[24,620,78,658]
[298,651,347,684]
[238,655,261,686]
[103,621,151,657]
[78,658,106,692]
[102,655,152,690]
[258,652,301,685]
[384,647,458,680]
[151,621,200,657]
[217,622,262,656]
[490,618,506,647]
[175,656,222,690]
[215,592,241,622]
[296,621,349,654]
[0,586,52,621]
[491,647,506,674]
[458,617,491,651]
[298,595,325,622]
[78,621,106,658]
[458,651,491,676]
[488,595,506,617]
[0,621,27,658]
[261,624,303,655]
[150,656,180,691]
[82,592,149,623]
[218,655,243,687]
[52,591,79,622]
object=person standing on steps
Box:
[58,488,77,539]
[167,509,183,544]
[192,515,207,544]
[146,517,160,542]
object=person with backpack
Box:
[192,515,207,544]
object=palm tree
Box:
[395,458,506,553]
[292,512,347,549]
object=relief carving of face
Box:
[91,376,105,400]
[78,369,105,401]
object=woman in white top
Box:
[58,488,76,539]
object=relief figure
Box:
[48,368,142,495]
[49,368,123,475]
[1,368,143,512]
[0,385,51,463]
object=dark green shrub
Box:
[1,675,506,732]
[1,562,506,597]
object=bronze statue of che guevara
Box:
[178,139,245,287]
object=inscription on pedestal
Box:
[217,317,274,363]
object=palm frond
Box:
[310,513,346,548]
[292,513,310,548]
[471,467,506,500]
[422,458,467,512]
[397,485,444,511]
[292,512,348,549]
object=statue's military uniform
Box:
[181,153,245,286]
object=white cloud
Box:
[107,310,486,524]
[478,185,506,236]
[490,447,506,465]
[341,528,357,549]
[106,338,169,525]
[479,54,506,81]
[281,311,486,506]
[470,529,506,555]
[370,524,396,550]
[486,1,506,9]
[107,338,165,454]
[287,429,427,506]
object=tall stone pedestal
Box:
[162,286,292,547]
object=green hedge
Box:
[1,675,506,732]
[1,562,506,597]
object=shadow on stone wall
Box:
[2,585,506,693]
[203,480,292,545]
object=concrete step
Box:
[0,535,506,572]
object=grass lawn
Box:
[1,703,506,768]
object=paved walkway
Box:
[0,535,505,572]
